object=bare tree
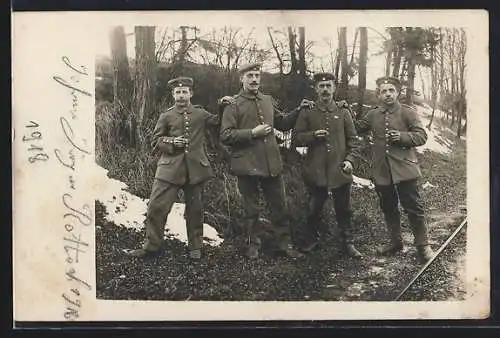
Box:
[109,26,133,109]
[427,28,442,129]
[357,27,368,118]
[456,28,467,137]
[267,27,284,76]
[133,26,157,149]
[449,28,457,128]
[298,27,306,77]
[385,39,393,77]
[337,27,349,99]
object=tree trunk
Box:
[357,27,368,118]
[392,45,402,78]
[449,29,457,128]
[288,27,298,75]
[427,42,438,129]
[334,47,341,87]
[338,27,349,100]
[418,65,427,101]
[110,26,133,109]
[298,27,306,77]
[133,26,157,150]
[267,28,284,76]
[385,41,393,77]
[457,29,467,138]
[177,26,189,64]
[406,58,416,104]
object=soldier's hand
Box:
[313,129,329,139]
[252,124,273,138]
[336,100,349,108]
[218,96,234,105]
[387,129,401,143]
[173,136,188,148]
[340,161,353,174]
[298,99,315,110]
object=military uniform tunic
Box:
[143,104,218,252]
[356,101,429,246]
[220,89,301,247]
[356,102,427,186]
[295,100,361,243]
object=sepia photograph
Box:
[95,23,469,302]
[12,10,489,322]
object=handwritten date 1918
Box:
[23,120,49,163]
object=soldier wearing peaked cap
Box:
[356,76,434,264]
[294,72,363,258]
[124,76,233,260]
[375,76,401,88]
[219,62,315,259]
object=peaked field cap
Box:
[238,62,262,74]
[376,76,401,88]
[313,72,336,83]
[168,77,194,88]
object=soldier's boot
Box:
[416,245,434,264]
[246,237,262,259]
[301,217,321,253]
[277,233,304,259]
[409,215,434,264]
[339,222,363,259]
[377,214,404,256]
[301,233,320,253]
[244,218,262,259]
[282,243,305,259]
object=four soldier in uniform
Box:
[126,64,435,265]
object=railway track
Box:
[394,216,468,301]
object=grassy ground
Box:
[95,116,467,301]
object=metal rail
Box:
[394,217,468,301]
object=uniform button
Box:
[386,150,389,153]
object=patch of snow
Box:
[414,106,453,155]
[422,181,438,190]
[94,165,223,247]
[353,175,375,189]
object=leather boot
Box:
[339,220,363,259]
[377,214,403,256]
[344,243,363,259]
[282,243,305,258]
[244,218,262,259]
[300,229,320,253]
[277,233,304,258]
[416,245,434,264]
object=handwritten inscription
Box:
[22,121,49,163]
[53,56,92,321]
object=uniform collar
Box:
[380,101,400,114]
[238,89,263,100]
[175,103,193,114]
[316,99,335,112]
